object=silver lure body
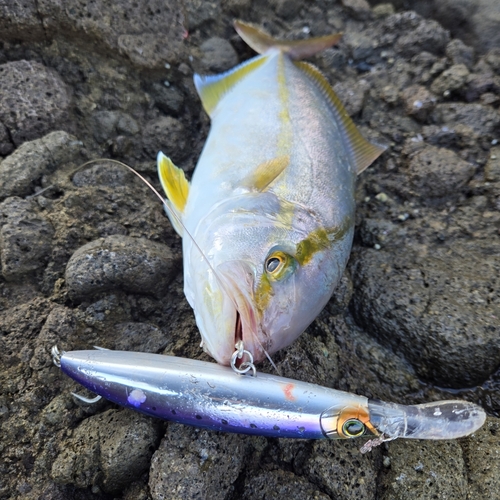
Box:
[59,350,486,442]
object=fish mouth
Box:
[217,260,262,364]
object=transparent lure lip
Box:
[367,399,486,441]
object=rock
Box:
[430,64,470,96]
[400,85,437,121]
[0,197,54,281]
[269,0,302,19]
[0,131,82,199]
[149,425,251,500]
[383,12,450,57]
[401,143,475,199]
[462,418,500,498]
[113,322,169,352]
[341,0,372,21]
[465,73,500,102]
[432,102,500,136]
[0,61,70,146]
[351,243,500,387]
[242,470,330,500]
[51,409,161,493]
[333,79,370,116]
[72,162,136,188]
[373,3,395,18]
[303,439,379,499]
[469,0,500,54]
[200,37,239,73]
[380,440,467,499]
[92,111,139,144]
[446,39,474,69]
[0,121,13,156]
[65,235,179,300]
[141,116,188,162]
[149,83,185,116]
[485,146,500,182]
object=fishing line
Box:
[68,159,277,372]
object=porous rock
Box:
[485,146,500,182]
[141,116,188,162]
[0,197,54,281]
[430,63,470,96]
[380,440,467,500]
[0,60,70,146]
[242,470,330,500]
[351,244,500,387]
[200,37,239,73]
[399,143,475,199]
[432,102,500,135]
[400,85,436,121]
[0,131,82,199]
[51,409,161,493]
[65,235,180,300]
[149,424,251,500]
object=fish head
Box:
[184,192,353,366]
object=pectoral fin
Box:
[157,152,189,236]
[242,155,290,191]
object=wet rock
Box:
[485,146,500,182]
[432,102,500,136]
[149,425,250,500]
[373,3,395,18]
[269,0,302,19]
[399,143,475,199]
[149,83,185,116]
[0,60,70,146]
[142,116,188,162]
[51,409,161,493]
[380,440,467,499]
[333,79,370,116]
[0,197,54,281]
[65,235,180,300]
[400,85,436,122]
[462,418,500,498]
[303,440,379,499]
[341,0,372,21]
[383,12,450,57]
[351,243,500,387]
[445,39,474,69]
[200,37,239,73]
[465,73,500,102]
[114,322,168,352]
[242,470,329,500]
[72,162,136,188]
[0,131,82,199]
[430,63,470,96]
[92,111,139,144]
[0,121,14,156]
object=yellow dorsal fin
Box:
[243,155,290,191]
[157,152,189,236]
[194,55,268,116]
[234,20,342,60]
[294,61,386,174]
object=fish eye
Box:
[342,419,365,437]
[266,256,283,274]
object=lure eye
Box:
[342,419,365,438]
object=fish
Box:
[157,21,385,368]
[54,347,486,449]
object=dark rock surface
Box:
[0,1,499,499]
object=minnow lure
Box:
[52,348,486,450]
[156,21,385,369]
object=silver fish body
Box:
[59,349,486,443]
[158,22,385,366]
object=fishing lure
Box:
[157,21,386,371]
[52,347,486,451]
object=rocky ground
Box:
[1,0,499,499]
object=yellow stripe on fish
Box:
[157,21,386,366]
